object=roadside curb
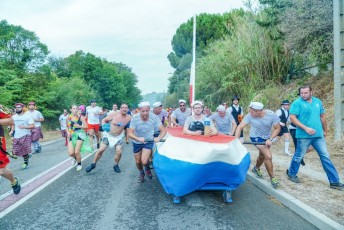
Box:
[247,172,344,230]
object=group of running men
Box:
[1,84,343,196]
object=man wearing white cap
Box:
[127,101,167,183]
[210,105,237,135]
[171,99,191,127]
[235,102,281,189]
[152,102,168,128]
[183,101,218,136]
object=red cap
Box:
[15,103,25,107]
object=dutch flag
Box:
[154,127,251,197]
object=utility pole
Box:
[333,0,344,140]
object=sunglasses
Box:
[179,104,186,107]
[15,107,23,109]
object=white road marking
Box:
[0,150,95,219]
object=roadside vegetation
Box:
[0,20,141,127]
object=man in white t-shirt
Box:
[27,102,44,153]
[6,103,35,169]
[86,99,103,149]
[59,109,69,146]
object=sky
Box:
[0,0,245,95]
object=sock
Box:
[77,162,81,165]
[140,170,144,174]
[24,155,29,165]
[11,178,18,186]
[284,140,290,153]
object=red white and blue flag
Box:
[154,127,250,197]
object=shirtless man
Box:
[85,103,131,173]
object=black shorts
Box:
[278,126,289,136]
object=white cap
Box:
[191,100,203,107]
[138,101,150,108]
[153,102,162,108]
[217,105,226,112]
[179,99,186,104]
[249,102,264,110]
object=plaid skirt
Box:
[13,134,32,156]
[31,127,43,142]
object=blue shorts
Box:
[250,137,267,143]
[133,142,154,153]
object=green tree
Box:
[0,20,49,71]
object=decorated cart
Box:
[153,127,250,204]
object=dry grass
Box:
[246,73,344,225]
[5,129,62,149]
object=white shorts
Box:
[101,131,124,149]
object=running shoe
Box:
[76,165,82,171]
[301,158,306,166]
[138,173,145,183]
[85,163,96,173]
[11,177,21,195]
[286,169,301,183]
[252,167,263,178]
[145,168,153,180]
[284,151,292,156]
[271,177,280,189]
[71,158,77,166]
[22,163,28,169]
[36,146,42,153]
[330,182,344,191]
[113,165,121,173]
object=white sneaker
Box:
[76,165,82,171]
[71,158,77,166]
[284,151,292,156]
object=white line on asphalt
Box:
[0,150,96,219]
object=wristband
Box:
[268,138,273,141]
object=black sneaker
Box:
[113,165,121,173]
[97,143,100,149]
[12,178,21,195]
[330,182,344,191]
[301,158,305,166]
[286,169,301,183]
[85,163,96,173]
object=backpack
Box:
[188,121,205,134]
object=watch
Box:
[268,138,273,141]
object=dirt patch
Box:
[247,140,344,225]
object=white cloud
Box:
[0,0,245,94]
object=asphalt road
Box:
[0,139,317,230]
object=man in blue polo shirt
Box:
[286,85,343,190]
